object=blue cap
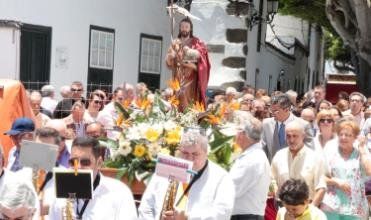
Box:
[4,117,35,136]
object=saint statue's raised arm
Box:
[166,17,211,112]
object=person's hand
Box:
[336,179,351,195]
[181,62,197,71]
[174,209,187,220]
[161,210,175,220]
[161,209,188,220]
[39,201,49,216]
[358,135,367,155]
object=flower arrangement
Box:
[103,89,242,183]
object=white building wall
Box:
[0,0,171,92]
[0,26,20,79]
[246,1,311,93]
[266,14,309,55]
[191,0,246,87]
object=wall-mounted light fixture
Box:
[245,0,278,30]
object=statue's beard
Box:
[180,31,190,38]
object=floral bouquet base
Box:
[100,167,146,195]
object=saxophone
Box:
[161,179,179,216]
[62,159,79,220]
[62,197,76,220]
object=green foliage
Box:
[278,0,333,31]
[208,129,235,170]
[278,0,352,65]
[324,31,351,62]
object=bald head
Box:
[300,108,315,123]
[45,119,67,138]
[285,120,305,156]
[286,120,305,135]
[30,91,42,115]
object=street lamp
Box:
[244,0,278,30]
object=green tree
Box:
[278,0,371,95]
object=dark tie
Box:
[278,123,286,148]
[10,149,22,171]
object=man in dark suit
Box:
[53,81,85,119]
[262,94,314,162]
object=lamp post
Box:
[244,0,278,30]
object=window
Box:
[139,35,162,74]
[89,28,114,70]
[88,25,115,93]
[138,34,163,91]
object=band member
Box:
[139,127,235,220]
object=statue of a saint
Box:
[166,17,211,112]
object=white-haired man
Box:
[229,117,270,220]
[271,120,326,207]
[0,180,39,220]
[97,87,125,139]
[139,128,235,220]
[41,85,58,114]
[343,92,366,127]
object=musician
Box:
[139,128,235,220]
[49,137,137,220]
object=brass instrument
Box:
[62,195,76,220]
[62,159,79,220]
[161,179,179,216]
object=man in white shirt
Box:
[4,117,35,172]
[0,145,8,191]
[29,91,50,128]
[49,136,137,220]
[139,128,235,220]
[41,85,58,114]
[0,144,40,220]
[229,117,270,220]
[96,87,125,140]
[271,120,326,207]
[35,127,66,220]
[0,178,39,220]
[343,92,366,127]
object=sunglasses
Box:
[319,118,334,124]
[93,100,103,105]
[68,158,92,167]
[71,88,83,92]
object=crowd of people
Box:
[1,81,371,220]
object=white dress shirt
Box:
[41,97,58,114]
[139,161,235,220]
[49,174,137,220]
[96,102,120,140]
[6,146,17,171]
[229,142,271,216]
[0,169,12,191]
[271,146,326,200]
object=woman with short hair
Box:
[321,119,371,219]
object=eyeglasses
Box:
[71,88,83,92]
[68,158,92,167]
[180,150,201,159]
[184,127,206,136]
[350,99,361,103]
[319,118,334,124]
